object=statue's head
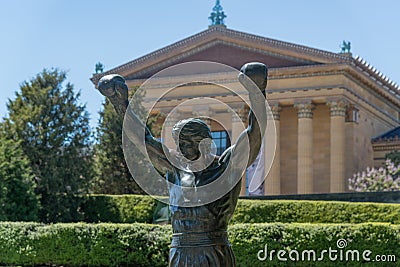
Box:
[172,118,212,161]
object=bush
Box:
[349,159,400,192]
[0,222,170,267]
[232,199,400,224]
[0,222,398,267]
[80,195,400,224]
[230,223,400,267]
[81,194,158,223]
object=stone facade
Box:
[92,26,400,195]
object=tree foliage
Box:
[93,87,144,194]
[386,150,400,166]
[93,88,163,195]
[0,136,39,221]
[2,69,94,222]
[92,98,142,194]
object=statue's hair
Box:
[171,118,211,144]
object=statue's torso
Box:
[167,153,241,266]
[167,156,241,234]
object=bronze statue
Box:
[97,62,268,267]
[340,40,351,53]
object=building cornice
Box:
[372,140,400,151]
[217,27,351,63]
[267,64,400,107]
[90,27,399,109]
[352,56,399,96]
[90,27,351,86]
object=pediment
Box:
[91,27,354,84]
[125,40,320,80]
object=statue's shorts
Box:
[169,231,235,267]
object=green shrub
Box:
[231,200,400,224]
[0,222,170,267]
[348,159,400,192]
[80,195,400,224]
[230,223,400,266]
[0,222,398,267]
[81,194,158,223]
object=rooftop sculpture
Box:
[209,0,227,26]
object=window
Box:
[346,106,359,123]
[211,131,231,156]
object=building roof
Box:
[372,126,400,143]
[91,26,400,101]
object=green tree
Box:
[94,88,141,194]
[93,98,141,194]
[386,150,400,166]
[0,136,39,221]
[3,69,94,222]
[93,88,163,194]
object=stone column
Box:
[327,99,349,193]
[231,107,248,196]
[264,103,281,195]
[294,101,315,194]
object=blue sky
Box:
[1,0,399,128]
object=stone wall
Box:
[242,191,400,203]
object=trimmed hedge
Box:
[229,223,400,267]
[0,222,170,267]
[81,194,158,223]
[80,194,400,224]
[232,199,400,224]
[0,222,398,267]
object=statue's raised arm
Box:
[97,74,173,175]
[220,62,268,168]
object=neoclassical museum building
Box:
[92,6,400,196]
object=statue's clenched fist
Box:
[238,62,267,97]
[98,74,129,116]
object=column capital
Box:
[267,102,282,121]
[326,99,349,117]
[294,101,315,119]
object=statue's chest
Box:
[179,170,196,187]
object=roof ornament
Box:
[340,40,351,53]
[95,62,104,74]
[209,0,227,27]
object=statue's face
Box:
[173,119,212,161]
[179,137,201,161]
